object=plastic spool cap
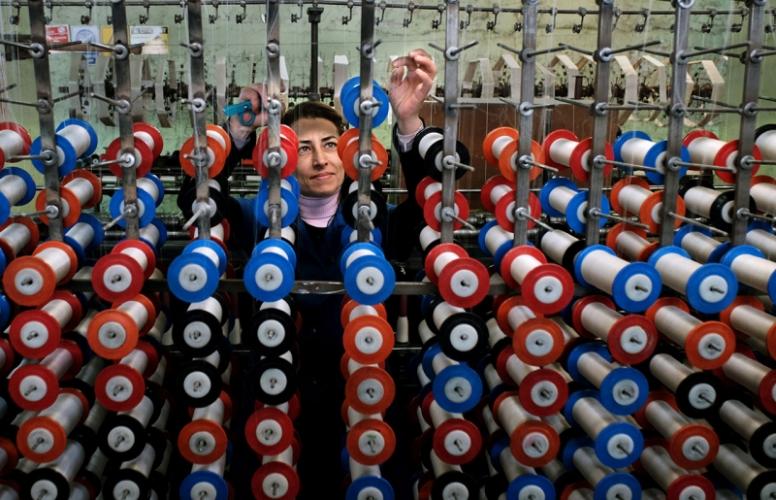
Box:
[92,241,156,303]
[8,364,58,411]
[340,77,390,128]
[244,245,295,302]
[343,315,394,365]
[0,167,36,224]
[345,366,395,415]
[423,190,470,232]
[568,138,614,183]
[518,367,568,416]
[180,470,228,500]
[346,418,396,465]
[431,364,483,414]
[177,419,227,464]
[340,130,389,182]
[343,255,395,306]
[538,177,578,219]
[433,418,482,465]
[95,363,146,412]
[168,242,225,303]
[722,245,776,303]
[179,132,227,178]
[104,135,154,178]
[542,129,579,171]
[566,191,611,235]
[509,420,559,467]
[599,367,648,416]
[666,475,714,500]
[500,246,573,315]
[346,475,394,500]
[670,423,718,469]
[506,475,554,500]
[595,472,641,500]
[251,461,299,500]
[594,421,643,469]
[255,185,299,228]
[245,407,293,456]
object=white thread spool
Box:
[640,446,690,493]
[18,346,74,397]
[417,131,444,166]
[645,400,710,459]
[35,246,73,283]
[727,251,776,295]
[714,444,776,496]
[653,251,723,298]
[419,226,441,251]
[187,398,225,456]
[653,305,721,355]
[65,222,95,252]
[63,176,96,208]
[747,229,776,260]
[193,223,225,242]
[428,400,476,463]
[487,183,513,209]
[649,354,714,407]
[23,392,83,455]
[578,302,641,351]
[103,349,150,404]
[621,136,665,169]
[495,394,539,440]
[57,124,92,158]
[25,297,75,345]
[0,174,29,206]
[751,182,776,215]
[727,302,776,352]
[570,396,619,440]
[684,186,734,223]
[106,396,154,455]
[418,320,435,346]
[615,230,653,262]
[432,248,461,279]
[616,184,653,217]
[572,446,615,491]
[721,353,771,397]
[578,249,628,294]
[547,184,578,214]
[112,443,155,500]
[549,138,579,168]
[139,224,161,249]
[133,130,157,156]
[0,129,27,160]
[720,400,775,449]
[679,232,722,264]
[498,443,535,484]
[428,449,465,486]
[756,129,776,161]
[482,223,513,255]
[33,440,86,492]
[541,230,579,264]
[686,136,729,167]
[0,221,33,257]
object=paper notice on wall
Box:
[71,25,100,64]
[45,25,70,44]
[130,26,169,55]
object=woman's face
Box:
[294,117,345,197]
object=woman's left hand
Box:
[389,49,437,134]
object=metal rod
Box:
[683,42,750,60]
[598,158,661,173]
[439,1,460,245]
[521,158,559,173]
[589,209,650,231]
[672,160,735,173]
[554,96,591,109]
[660,2,692,247]
[515,207,553,233]
[355,0,376,243]
[669,212,728,237]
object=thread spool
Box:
[346,460,393,500]
[179,454,228,500]
[571,295,657,365]
[539,229,587,272]
[339,76,390,128]
[426,399,482,465]
[139,218,168,253]
[750,176,776,216]
[492,436,555,500]
[247,299,297,357]
[428,449,476,499]
[649,246,737,314]
[340,242,396,306]
[683,129,761,184]
[539,178,611,235]
[344,359,395,416]
[189,220,230,248]
[713,444,776,499]
[480,176,543,232]
[680,183,739,231]
[178,178,226,227]
[410,127,471,182]
[62,214,104,265]
[253,124,299,179]
[428,300,488,362]
[177,394,229,464]
[495,296,563,366]
[498,351,568,416]
[341,180,388,230]
[542,129,614,182]
[640,445,714,500]
[420,343,482,414]
[0,122,31,169]
[244,239,296,302]
[613,130,689,184]
[341,225,383,248]
[499,245,573,314]
[673,225,731,264]
[109,173,164,229]
[722,245,776,303]
[610,176,684,234]
[178,350,225,408]
[37,170,102,227]
[102,442,156,500]
[755,124,776,161]
[719,399,776,468]
[168,240,227,303]
[646,298,735,369]
[255,178,300,229]
[566,443,641,500]
[95,341,158,412]
[424,243,489,309]
[174,297,226,357]
[0,167,35,225]
[563,392,643,468]
[343,305,394,365]
[104,123,164,178]
[643,399,718,469]
[649,353,721,418]
[492,392,558,467]
[566,343,648,415]
[9,290,83,359]
[608,224,660,263]
[180,124,230,178]
[98,395,155,461]
[478,220,516,268]
[93,240,157,302]
[8,340,83,411]
[721,353,776,415]
[31,119,97,176]
[245,407,294,457]
[250,444,300,500]
[482,127,544,183]
[87,295,156,360]
[415,176,470,232]
[574,244,661,313]
[17,391,86,462]
[254,353,296,405]
[25,440,86,500]
[337,128,389,181]
[747,225,776,261]
[345,407,396,466]
[0,217,38,263]
[721,297,776,358]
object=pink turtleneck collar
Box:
[298,193,339,228]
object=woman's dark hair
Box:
[281,100,347,135]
